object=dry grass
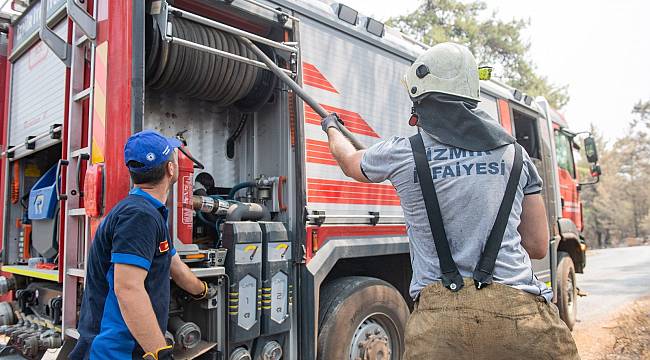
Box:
[575,296,650,360]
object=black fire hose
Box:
[238,36,366,150]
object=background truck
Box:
[0,0,600,359]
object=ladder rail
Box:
[61,0,97,335]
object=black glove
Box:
[321,113,344,134]
[143,345,174,360]
[191,281,217,300]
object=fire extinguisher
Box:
[175,132,205,244]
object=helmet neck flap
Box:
[412,94,516,152]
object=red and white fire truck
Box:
[0,0,600,359]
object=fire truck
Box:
[0,0,600,359]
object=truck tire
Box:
[556,251,577,330]
[317,276,409,360]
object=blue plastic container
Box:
[28,165,59,220]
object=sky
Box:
[342,0,650,141]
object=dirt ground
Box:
[573,296,650,360]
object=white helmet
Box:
[403,42,480,102]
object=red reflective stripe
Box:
[307,177,394,189]
[302,63,320,72]
[497,99,512,135]
[308,184,397,197]
[306,139,336,165]
[305,225,407,261]
[306,139,330,150]
[306,178,399,205]
[304,105,380,138]
[302,62,339,93]
[308,197,401,206]
[307,157,338,166]
[308,190,399,201]
[304,82,338,93]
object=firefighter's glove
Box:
[142,345,173,360]
[191,281,217,300]
[321,113,344,134]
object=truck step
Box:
[75,34,90,47]
[68,208,87,216]
[72,87,92,102]
[67,268,85,278]
[70,147,90,159]
[65,328,80,339]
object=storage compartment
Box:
[26,164,60,259]
[2,144,62,274]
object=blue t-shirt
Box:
[69,188,176,360]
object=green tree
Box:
[580,100,650,247]
[387,0,570,108]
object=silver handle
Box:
[67,0,96,40]
[56,159,69,201]
[39,0,71,67]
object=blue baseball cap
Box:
[124,130,182,173]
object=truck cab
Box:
[477,82,599,330]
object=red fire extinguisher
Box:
[177,148,194,244]
[175,132,205,245]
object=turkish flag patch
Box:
[159,240,170,253]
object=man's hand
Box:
[321,113,344,134]
[170,254,208,298]
[191,281,218,300]
[142,345,174,360]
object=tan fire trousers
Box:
[404,278,580,360]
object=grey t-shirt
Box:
[361,131,552,301]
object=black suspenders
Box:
[409,133,523,292]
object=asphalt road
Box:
[574,245,650,327]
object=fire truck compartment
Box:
[143,4,291,191]
[140,4,295,358]
[2,145,62,273]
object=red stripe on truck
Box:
[304,105,380,138]
[306,139,337,165]
[307,178,400,205]
[302,62,339,93]
[306,225,407,260]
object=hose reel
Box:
[145,15,278,112]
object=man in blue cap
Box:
[70,130,213,360]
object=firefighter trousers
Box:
[404,278,580,360]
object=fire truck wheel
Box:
[557,251,577,330]
[317,276,409,360]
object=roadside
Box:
[574,296,650,359]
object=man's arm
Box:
[114,263,167,353]
[170,254,205,296]
[518,194,549,259]
[326,127,369,183]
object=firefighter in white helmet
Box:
[321,42,580,359]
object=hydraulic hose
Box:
[146,16,276,110]
[238,36,367,150]
[228,181,256,200]
[226,203,271,222]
